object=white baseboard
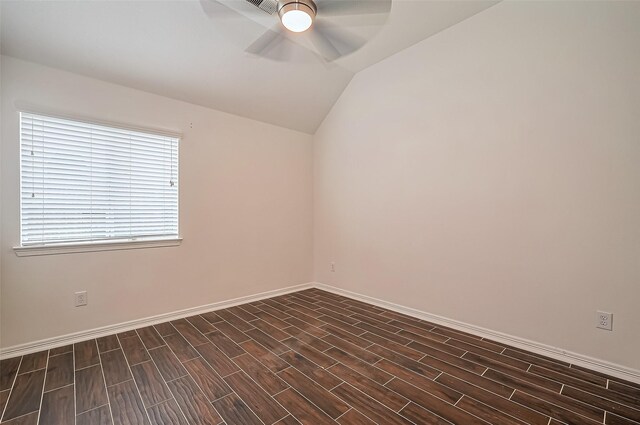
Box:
[0,282,314,360]
[314,282,640,385]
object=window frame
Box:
[14,110,182,256]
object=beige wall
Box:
[0,56,313,348]
[314,1,640,369]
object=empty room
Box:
[0,0,639,424]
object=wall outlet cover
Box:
[596,311,613,331]
[75,291,88,307]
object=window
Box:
[19,112,179,249]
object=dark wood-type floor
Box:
[1,289,639,425]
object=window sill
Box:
[14,237,182,257]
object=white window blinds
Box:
[20,112,179,246]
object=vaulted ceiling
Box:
[1,0,497,133]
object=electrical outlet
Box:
[75,291,88,307]
[596,311,612,331]
[330,262,335,272]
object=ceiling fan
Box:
[207,0,392,62]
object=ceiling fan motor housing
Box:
[278,0,317,20]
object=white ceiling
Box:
[1,0,497,133]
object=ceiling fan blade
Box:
[308,28,341,62]
[309,19,366,61]
[316,0,391,17]
[246,27,295,61]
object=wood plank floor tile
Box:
[194,343,239,377]
[252,311,291,330]
[462,350,531,374]
[2,289,637,425]
[435,328,504,353]
[224,371,288,425]
[608,381,640,402]
[171,319,209,346]
[97,335,121,353]
[455,395,529,425]
[323,334,381,364]
[213,321,252,344]
[484,369,605,421]
[241,339,290,373]
[182,357,232,402]
[325,347,392,385]
[17,352,47,375]
[360,332,424,361]
[543,362,609,387]
[245,329,289,356]
[43,352,73,391]
[274,415,303,425]
[435,373,549,425]
[206,330,245,358]
[282,337,336,369]
[119,335,151,366]
[561,385,640,423]
[2,370,46,421]
[49,345,73,356]
[257,303,293,321]
[510,390,603,425]
[329,363,409,411]
[117,330,138,339]
[74,340,100,370]
[185,315,217,335]
[147,346,188,382]
[100,350,132,387]
[0,389,10,414]
[1,358,22,391]
[606,412,640,425]
[200,311,224,324]
[368,344,440,379]
[147,399,188,425]
[278,366,350,419]
[212,393,264,425]
[280,350,343,390]
[388,378,489,425]
[398,401,458,425]
[39,384,74,425]
[284,318,329,338]
[376,359,462,404]
[321,323,371,348]
[1,412,39,425]
[273,388,336,425]
[76,404,113,425]
[226,306,259,322]
[491,364,564,392]
[163,333,199,363]
[316,307,361,326]
[232,353,289,395]
[414,342,488,374]
[285,303,325,319]
[337,408,376,425]
[331,383,413,425]
[107,379,150,425]
[216,310,255,332]
[137,326,165,350]
[351,314,402,334]
[153,322,177,337]
[406,336,467,357]
[252,319,290,341]
[75,364,108,414]
[130,361,172,407]
[282,325,332,351]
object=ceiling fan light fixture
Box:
[278,0,316,33]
